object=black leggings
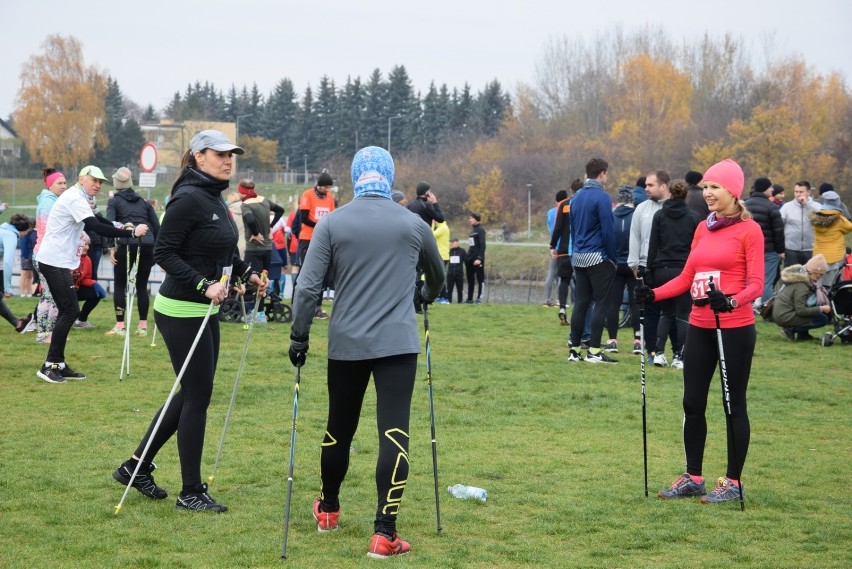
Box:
[133,312,220,492]
[447,272,464,303]
[321,354,417,532]
[606,263,638,340]
[682,324,755,480]
[39,261,79,364]
[114,245,154,323]
[654,266,692,355]
[465,260,484,300]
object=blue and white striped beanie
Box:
[351,146,394,199]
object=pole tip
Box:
[208,475,215,483]
[114,504,122,515]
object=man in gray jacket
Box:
[780,181,821,267]
[289,146,444,559]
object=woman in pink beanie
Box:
[634,158,764,504]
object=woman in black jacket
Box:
[105,167,161,336]
[112,130,267,512]
[646,180,702,369]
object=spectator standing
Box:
[811,191,852,286]
[446,238,467,303]
[406,181,445,225]
[780,181,821,267]
[773,254,831,341]
[604,185,640,354]
[685,170,710,219]
[432,220,451,303]
[550,179,583,326]
[36,165,148,383]
[465,213,486,303]
[226,192,246,257]
[112,130,265,511]
[567,158,617,364]
[298,172,336,319]
[646,180,702,369]
[106,167,161,337]
[0,213,30,297]
[743,177,785,306]
[33,168,68,343]
[818,183,851,219]
[770,184,785,206]
[239,178,285,273]
[635,158,763,504]
[289,145,444,558]
[543,190,568,307]
[18,217,37,297]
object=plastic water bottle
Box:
[447,484,487,502]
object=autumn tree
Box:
[14,35,107,167]
[238,135,280,171]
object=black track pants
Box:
[320,354,417,526]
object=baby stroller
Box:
[219,284,292,324]
[820,276,852,347]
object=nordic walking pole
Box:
[120,241,142,380]
[150,324,158,347]
[707,275,745,511]
[638,277,648,498]
[115,275,228,515]
[423,305,443,534]
[281,363,302,559]
[209,271,267,485]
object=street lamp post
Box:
[387,115,404,153]
[304,154,308,186]
[526,184,533,238]
[235,113,252,143]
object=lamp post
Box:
[526,184,532,238]
[235,113,252,143]
[387,114,404,153]
[304,154,308,186]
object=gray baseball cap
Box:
[189,130,244,155]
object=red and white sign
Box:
[139,143,158,173]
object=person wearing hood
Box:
[810,190,852,286]
[289,146,444,558]
[817,183,851,220]
[111,130,266,513]
[772,254,831,341]
[646,180,702,369]
[635,158,764,505]
[104,167,161,336]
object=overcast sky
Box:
[3,1,851,118]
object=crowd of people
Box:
[3,128,850,558]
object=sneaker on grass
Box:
[16,313,35,334]
[106,326,126,337]
[112,461,168,499]
[701,477,742,504]
[135,327,148,337]
[59,364,86,380]
[37,363,67,384]
[176,483,227,512]
[653,353,668,367]
[671,355,684,370]
[367,533,411,559]
[568,348,582,362]
[585,350,618,364]
[313,498,341,532]
[604,339,618,352]
[73,320,94,329]
[558,308,568,326]
[632,340,642,355]
[658,473,706,499]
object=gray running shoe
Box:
[658,473,706,499]
[701,477,742,504]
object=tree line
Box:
[7,30,851,227]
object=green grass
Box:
[0,298,850,568]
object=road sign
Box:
[139,143,158,173]
[139,172,157,188]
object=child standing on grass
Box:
[635,159,763,504]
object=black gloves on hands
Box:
[289,333,309,367]
[707,289,734,312]
[417,288,434,307]
[633,284,655,305]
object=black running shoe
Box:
[60,364,86,380]
[15,313,35,334]
[113,462,168,500]
[176,483,227,512]
[37,363,67,384]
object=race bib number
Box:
[469,237,475,247]
[314,207,331,219]
[222,265,233,285]
[450,255,460,264]
[691,271,721,300]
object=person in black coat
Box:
[406,181,445,225]
[743,177,785,305]
[465,212,486,303]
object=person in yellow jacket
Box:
[810,191,852,287]
[432,220,450,303]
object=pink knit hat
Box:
[702,159,745,199]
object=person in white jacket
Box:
[780,181,821,267]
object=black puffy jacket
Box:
[744,191,785,254]
[107,188,161,246]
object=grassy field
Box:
[0,296,849,568]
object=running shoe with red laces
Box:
[313,498,340,532]
[658,473,706,499]
[367,533,411,559]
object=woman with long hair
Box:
[112,130,266,512]
[635,159,764,504]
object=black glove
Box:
[289,333,309,367]
[633,284,655,305]
[707,289,734,312]
[417,288,434,306]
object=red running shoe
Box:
[367,533,411,559]
[312,498,340,532]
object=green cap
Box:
[78,165,108,181]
